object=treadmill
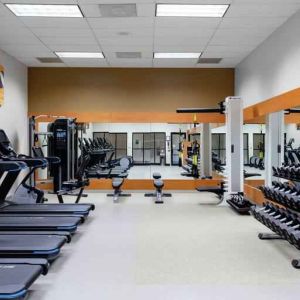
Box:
[0,259,48,300]
[0,234,66,261]
[0,162,82,233]
[0,129,95,216]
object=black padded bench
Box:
[145,173,172,204]
[107,178,131,203]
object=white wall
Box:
[0,50,28,154]
[285,123,300,147]
[235,10,300,108]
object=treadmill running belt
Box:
[0,216,81,232]
[0,264,42,299]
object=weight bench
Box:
[107,178,131,203]
[145,172,172,204]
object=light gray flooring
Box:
[244,166,265,180]
[30,192,300,300]
[128,165,193,179]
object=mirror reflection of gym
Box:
[34,121,228,182]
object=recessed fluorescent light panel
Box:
[154,53,201,59]
[55,52,104,58]
[5,4,83,17]
[156,4,229,17]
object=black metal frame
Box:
[244,133,249,165]
[132,132,166,165]
[93,132,128,159]
[212,133,226,165]
[253,133,265,157]
[170,132,186,166]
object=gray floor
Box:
[30,192,300,300]
[244,166,265,180]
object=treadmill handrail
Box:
[0,161,27,173]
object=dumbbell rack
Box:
[251,164,300,268]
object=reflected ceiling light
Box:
[5,4,83,17]
[55,52,104,58]
[154,52,201,58]
[156,4,229,17]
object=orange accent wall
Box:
[28,68,234,120]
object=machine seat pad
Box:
[112,178,124,188]
[152,172,161,180]
[154,179,164,188]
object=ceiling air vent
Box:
[198,58,222,64]
[37,57,63,63]
[99,4,137,17]
[116,52,141,59]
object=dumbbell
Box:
[254,204,277,225]
[270,210,293,235]
[263,207,285,231]
[282,218,300,248]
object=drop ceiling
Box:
[0,0,299,68]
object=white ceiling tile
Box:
[0,18,25,29]
[0,33,41,45]
[109,58,152,67]
[30,27,94,38]
[93,27,153,39]
[210,30,268,46]
[155,27,215,38]
[154,44,204,52]
[226,3,300,17]
[0,26,34,36]
[155,36,210,46]
[155,17,221,29]
[102,45,152,53]
[0,44,54,57]
[39,35,98,45]
[88,17,154,29]
[47,44,101,52]
[79,4,100,17]
[137,4,155,17]
[21,17,89,28]
[221,16,288,29]
[98,37,153,47]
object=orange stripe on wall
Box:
[29,111,225,124]
[37,178,223,191]
[244,87,300,121]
